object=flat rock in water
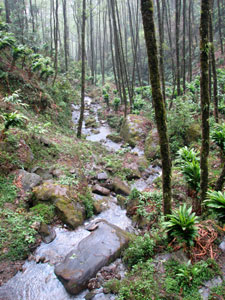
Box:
[92,184,110,196]
[54,219,130,295]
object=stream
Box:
[0,97,161,300]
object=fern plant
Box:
[163,204,199,246]
[3,90,29,108]
[211,123,225,155]
[176,147,200,194]
[2,111,28,131]
[204,190,225,221]
[0,32,15,50]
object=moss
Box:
[30,203,55,224]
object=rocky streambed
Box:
[0,96,161,300]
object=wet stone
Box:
[54,219,130,295]
[92,184,111,196]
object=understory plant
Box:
[163,204,199,246]
[204,190,225,222]
[176,146,200,194]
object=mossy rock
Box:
[120,115,151,147]
[144,128,161,161]
[106,134,123,143]
[85,117,98,128]
[186,123,201,144]
[107,114,123,129]
[117,195,127,208]
[93,197,109,214]
[32,182,85,229]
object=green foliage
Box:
[79,190,94,218]
[167,97,199,154]
[128,189,163,226]
[204,190,225,221]
[31,54,54,80]
[0,31,15,50]
[0,175,18,207]
[2,111,28,131]
[118,260,160,300]
[113,97,120,112]
[163,204,199,246]
[176,146,200,164]
[3,90,29,108]
[123,233,156,268]
[133,94,145,114]
[209,281,225,299]
[30,203,55,224]
[29,122,51,136]
[12,44,31,61]
[0,209,42,260]
[211,123,225,155]
[176,147,200,193]
[57,173,78,186]
[164,259,220,297]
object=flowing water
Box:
[0,97,161,300]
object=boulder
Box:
[32,182,85,229]
[93,197,109,214]
[31,166,53,180]
[120,115,151,147]
[92,184,111,196]
[54,219,130,295]
[125,166,141,180]
[85,117,98,128]
[39,222,56,244]
[97,172,108,181]
[112,178,131,196]
[144,128,160,161]
[106,134,123,143]
[14,169,42,192]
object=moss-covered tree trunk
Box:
[198,0,210,214]
[141,0,172,216]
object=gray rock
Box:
[14,169,42,192]
[97,172,108,181]
[199,276,223,300]
[31,167,53,180]
[39,223,56,244]
[54,219,130,295]
[112,178,131,196]
[92,184,111,196]
[219,238,225,252]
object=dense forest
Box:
[0,0,225,299]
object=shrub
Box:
[176,147,200,193]
[163,204,199,246]
[30,203,55,224]
[211,123,225,155]
[123,233,155,268]
[204,190,225,221]
[113,97,120,112]
[1,111,28,131]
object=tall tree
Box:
[77,0,86,138]
[198,0,211,214]
[4,0,11,23]
[141,0,172,216]
[62,0,69,71]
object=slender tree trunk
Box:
[141,0,172,216]
[77,0,86,138]
[176,0,181,95]
[4,0,11,23]
[53,0,59,86]
[29,0,35,33]
[62,0,69,72]
[215,162,225,191]
[209,0,219,123]
[198,0,211,215]
[188,0,193,82]
[217,0,224,54]
[182,0,186,93]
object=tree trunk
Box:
[198,0,210,215]
[62,0,69,72]
[77,0,86,138]
[141,0,172,216]
[4,0,11,23]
